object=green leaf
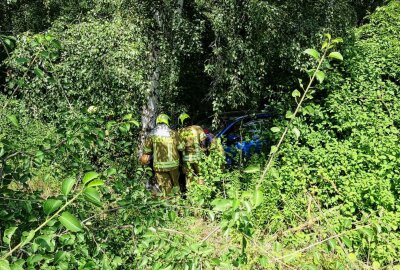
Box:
[106,121,116,130]
[270,127,280,133]
[292,90,301,98]
[84,187,102,207]
[292,127,300,139]
[259,256,269,267]
[58,212,83,232]
[324,33,332,41]
[341,236,352,248]
[243,164,260,173]
[16,57,28,64]
[252,189,263,207]
[86,179,104,188]
[285,111,294,119]
[3,227,17,245]
[7,115,19,127]
[34,67,44,78]
[43,199,62,215]
[304,49,320,60]
[61,177,76,196]
[129,119,140,127]
[168,211,177,222]
[105,167,117,177]
[54,251,68,264]
[315,70,325,83]
[270,145,278,154]
[21,230,35,245]
[0,259,11,270]
[82,171,99,184]
[118,123,130,133]
[211,199,232,211]
[348,253,357,262]
[123,113,132,120]
[332,37,343,44]
[10,259,24,270]
[328,52,343,61]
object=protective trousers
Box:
[155,168,180,194]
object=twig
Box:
[271,225,369,262]
[201,226,220,243]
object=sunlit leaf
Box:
[292,90,301,98]
[252,189,264,207]
[3,227,17,245]
[270,127,280,133]
[292,127,300,139]
[58,212,82,232]
[304,49,320,60]
[0,259,10,270]
[86,179,104,188]
[61,177,76,196]
[244,164,260,173]
[315,70,325,83]
[328,52,343,61]
[82,171,99,184]
[211,199,232,211]
[270,145,278,154]
[21,230,35,245]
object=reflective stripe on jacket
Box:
[143,124,179,172]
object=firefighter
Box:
[177,113,207,187]
[142,114,180,194]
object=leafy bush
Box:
[256,1,400,265]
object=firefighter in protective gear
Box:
[177,113,206,187]
[143,114,180,194]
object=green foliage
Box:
[255,1,400,266]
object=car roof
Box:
[216,113,274,137]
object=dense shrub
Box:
[257,1,400,265]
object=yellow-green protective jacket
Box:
[178,125,207,162]
[143,124,180,172]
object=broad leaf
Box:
[105,167,117,177]
[54,251,68,263]
[43,199,63,215]
[270,127,280,133]
[211,199,232,211]
[34,67,45,78]
[21,230,35,245]
[58,212,82,232]
[86,179,104,188]
[16,57,28,64]
[61,177,76,196]
[304,49,320,60]
[83,187,102,207]
[82,171,99,184]
[252,189,264,207]
[315,70,325,83]
[292,127,300,139]
[122,113,132,120]
[285,111,294,119]
[243,164,260,173]
[3,227,17,245]
[291,89,301,98]
[328,52,343,61]
[0,259,10,270]
[168,211,177,222]
[7,115,19,127]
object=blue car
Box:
[215,114,273,165]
